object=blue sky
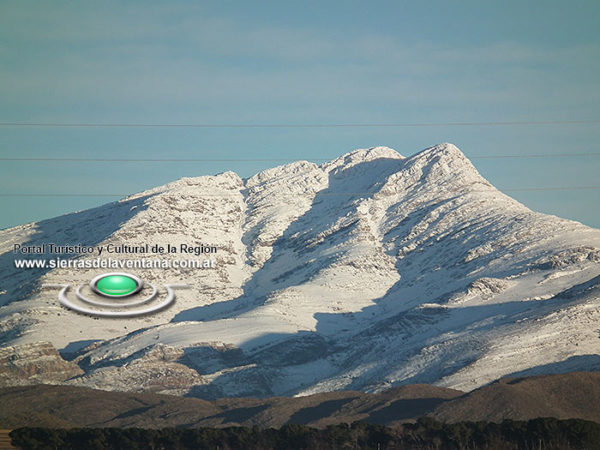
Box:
[1,0,599,229]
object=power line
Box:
[1,153,600,163]
[471,152,600,159]
[502,186,600,192]
[0,120,599,128]
[0,194,126,197]
[1,186,599,197]
[0,157,330,162]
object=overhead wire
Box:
[1,186,599,198]
[1,119,598,196]
[1,153,600,162]
[1,119,599,128]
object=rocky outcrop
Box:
[0,341,83,386]
[68,343,206,396]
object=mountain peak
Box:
[389,142,487,191]
[321,146,404,172]
[411,142,469,162]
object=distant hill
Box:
[1,372,600,429]
[431,371,600,424]
[0,383,461,429]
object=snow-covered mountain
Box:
[1,143,599,398]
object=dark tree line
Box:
[9,417,600,449]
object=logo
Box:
[90,273,143,297]
[45,272,187,317]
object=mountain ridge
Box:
[0,143,599,398]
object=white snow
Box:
[1,143,599,397]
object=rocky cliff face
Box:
[0,143,599,397]
[0,342,83,386]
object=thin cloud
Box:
[1,3,599,123]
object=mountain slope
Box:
[2,372,600,428]
[0,383,462,429]
[0,143,599,397]
[431,372,600,423]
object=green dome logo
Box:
[90,273,143,298]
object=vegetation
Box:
[10,417,600,449]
